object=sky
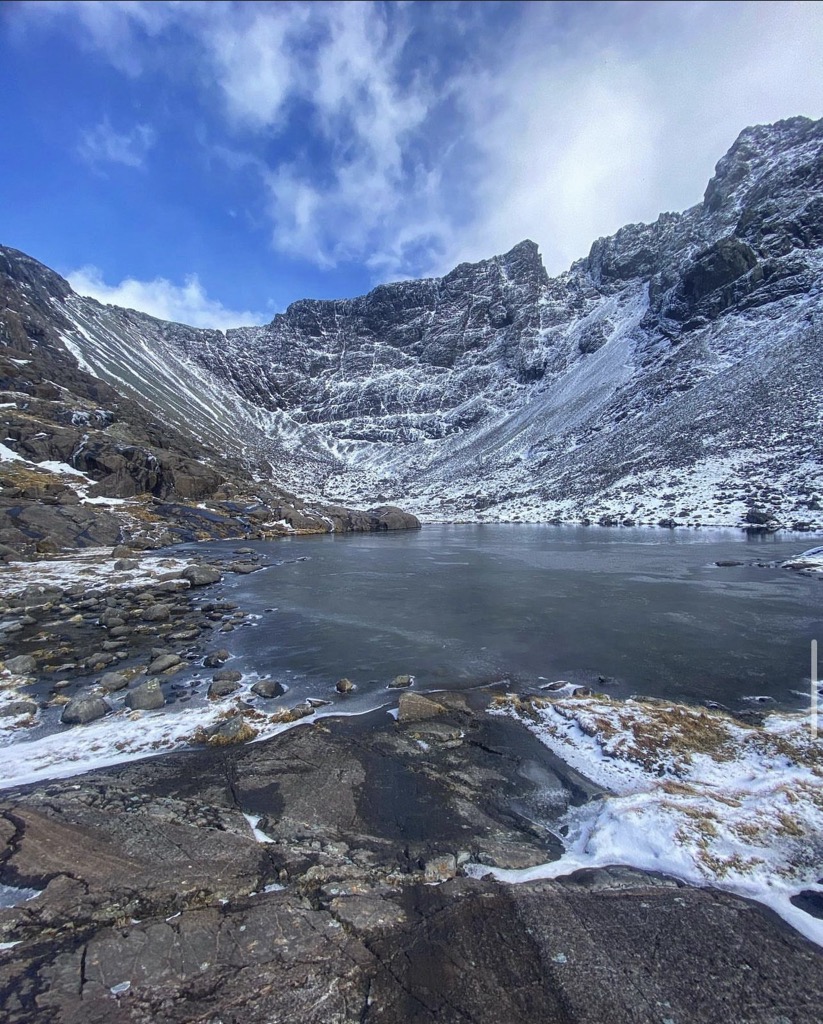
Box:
[1,0,822,328]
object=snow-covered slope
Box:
[3,116,823,526]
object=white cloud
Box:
[19,1,823,286]
[67,266,267,330]
[77,118,155,169]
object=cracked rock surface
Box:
[0,694,821,1022]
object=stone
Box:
[61,695,110,725]
[147,653,183,674]
[181,565,222,586]
[0,699,38,718]
[398,691,446,723]
[212,669,242,683]
[251,679,286,698]
[388,674,415,688]
[4,654,36,675]
[205,714,258,745]
[203,649,230,668]
[98,671,130,692]
[209,676,242,698]
[142,603,172,623]
[424,854,457,882]
[336,677,356,693]
[113,558,138,570]
[125,680,165,711]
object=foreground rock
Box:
[0,697,820,1022]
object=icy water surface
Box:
[184,525,823,713]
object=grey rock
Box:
[125,680,165,711]
[203,649,230,668]
[61,695,110,725]
[98,671,130,692]
[4,654,36,675]
[0,699,38,718]
[208,675,242,698]
[147,653,182,674]
[335,677,356,693]
[181,565,222,586]
[141,603,172,623]
[251,678,286,698]
[388,674,415,688]
[212,668,242,683]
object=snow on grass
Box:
[481,692,823,947]
[0,551,194,596]
[0,442,24,463]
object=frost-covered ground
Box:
[0,550,193,596]
[783,545,823,578]
[479,692,823,947]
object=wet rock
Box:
[251,679,286,698]
[142,603,172,623]
[388,674,415,688]
[716,559,746,567]
[113,558,138,570]
[204,714,258,744]
[61,694,110,725]
[228,561,259,574]
[398,691,446,723]
[209,676,242,698]
[0,699,38,718]
[336,677,356,693]
[203,649,230,668]
[181,564,222,586]
[125,679,165,711]
[147,653,182,674]
[4,654,36,675]
[424,854,457,882]
[98,670,130,692]
[212,668,242,683]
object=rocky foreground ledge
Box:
[0,691,821,1024]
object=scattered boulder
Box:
[251,679,286,698]
[4,654,36,675]
[147,653,183,674]
[61,695,110,725]
[142,603,172,622]
[388,674,415,688]
[744,508,772,525]
[204,649,230,668]
[181,564,222,586]
[397,692,446,723]
[125,679,165,711]
[98,670,130,692]
[213,668,242,683]
[336,677,356,694]
[209,675,242,698]
[716,559,745,567]
[0,699,37,718]
[203,714,258,745]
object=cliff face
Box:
[3,116,823,528]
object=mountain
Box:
[2,115,822,541]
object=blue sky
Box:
[2,1,822,327]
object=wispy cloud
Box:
[77,118,155,169]
[17,1,823,284]
[67,265,267,329]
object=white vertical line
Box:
[812,640,818,741]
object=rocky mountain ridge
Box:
[2,115,822,534]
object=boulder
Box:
[212,669,242,683]
[147,653,183,674]
[209,676,242,698]
[142,603,172,622]
[397,692,446,723]
[61,695,110,725]
[203,649,230,668]
[4,654,36,675]
[336,677,356,694]
[125,680,165,711]
[99,670,131,692]
[251,679,286,698]
[388,674,415,688]
[181,565,222,586]
[0,699,37,718]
